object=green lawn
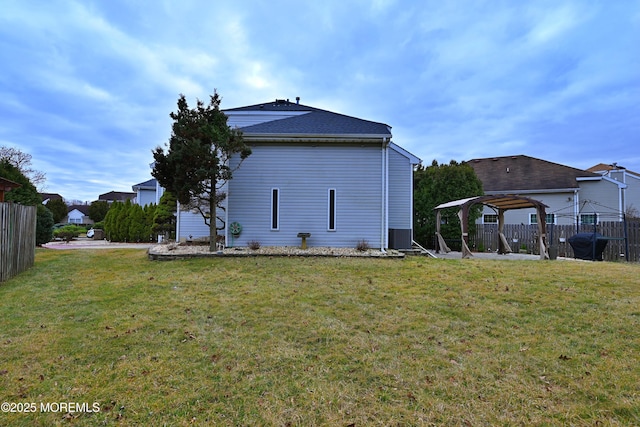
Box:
[1,249,639,426]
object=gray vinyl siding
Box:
[477,179,625,226]
[388,147,412,230]
[227,144,383,248]
[136,189,156,207]
[177,210,210,240]
[578,180,623,220]
[624,175,640,213]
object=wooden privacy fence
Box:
[0,202,36,282]
[473,219,640,262]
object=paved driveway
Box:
[43,238,153,250]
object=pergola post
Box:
[536,205,549,260]
[435,210,451,253]
[497,209,512,254]
[458,208,473,259]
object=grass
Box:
[0,249,638,426]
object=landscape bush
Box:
[53,224,85,241]
[103,200,157,242]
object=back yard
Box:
[0,249,638,426]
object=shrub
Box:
[36,204,54,245]
[356,239,370,252]
[248,240,261,250]
[53,225,84,241]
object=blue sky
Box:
[1,0,639,202]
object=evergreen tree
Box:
[128,204,146,242]
[152,91,251,251]
[152,191,177,241]
[104,202,121,241]
[45,198,68,224]
[413,160,484,249]
[36,204,54,245]
[116,200,133,242]
[0,160,40,205]
[1,160,53,245]
[143,203,157,242]
[88,200,110,222]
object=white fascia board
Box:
[484,188,578,195]
[577,175,627,189]
[389,142,422,165]
[243,133,392,143]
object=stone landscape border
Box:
[147,244,406,260]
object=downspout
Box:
[381,137,389,252]
[618,182,624,220]
[176,200,182,242]
[573,189,579,231]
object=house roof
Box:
[68,204,90,215]
[225,99,392,139]
[467,155,601,193]
[99,191,136,202]
[132,178,157,191]
[40,192,63,202]
[587,163,640,179]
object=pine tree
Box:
[152,91,251,251]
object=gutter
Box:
[243,133,392,143]
[484,188,579,195]
[380,137,389,252]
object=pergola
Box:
[0,177,21,203]
[434,194,550,259]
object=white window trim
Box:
[580,213,598,225]
[530,213,556,225]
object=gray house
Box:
[468,155,627,226]
[132,178,160,207]
[175,99,421,249]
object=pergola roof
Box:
[434,194,549,212]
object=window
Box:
[271,188,279,230]
[328,189,336,231]
[530,213,555,224]
[483,214,498,224]
[580,214,598,225]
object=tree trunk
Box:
[209,178,217,252]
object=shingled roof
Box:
[225,99,392,138]
[467,155,601,192]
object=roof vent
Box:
[296,96,300,104]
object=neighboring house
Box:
[174,98,421,249]
[39,192,63,205]
[587,163,640,217]
[132,178,160,206]
[467,155,627,226]
[99,191,136,204]
[66,204,93,225]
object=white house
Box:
[173,98,421,249]
[66,205,92,225]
